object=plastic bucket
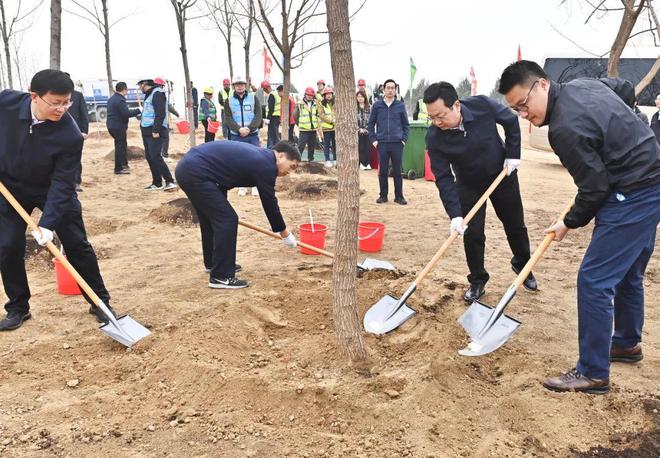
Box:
[298,223,328,255]
[358,222,385,252]
[207,120,220,133]
[176,120,190,134]
[54,258,81,295]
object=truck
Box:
[77,79,142,122]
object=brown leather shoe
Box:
[542,368,610,394]
[610,343,643,363]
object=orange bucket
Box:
[298,223,328,255]
[53,258,81,295]
[176,120,190,134]
[358,222,385,252]
[207,120,220,133]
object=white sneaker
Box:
[324,161,333,168]
[332,161,337,166]
[251,187,259,196]
[366,164,372,170]
[238,187,247,196]
[360,164,366,170]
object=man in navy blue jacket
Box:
[0,70,116,331]
[499,60,660,394]
[107,81,141,174]
[368,79,410,205]
[175,140,300,289]
[424,82,534,303]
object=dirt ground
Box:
[0,120,658,458]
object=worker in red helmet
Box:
[218,78,233,139]
[316,79,326,101]
[262,81,281,148]
[357,78,373,103]
[294,87,320,162]
[318,86,336,167]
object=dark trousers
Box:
[298,131,317,161]
[142,129,174,186]
[0,191,110,314]
[288,124,295,142]
[232,132,260,146]
[323,131,336,161]
[358,133,370,166]
[193,107,199,128]
[377,141,404,199]
[175,167,238,279]
[109,127,128,172]
[576,184,660,380]
[267,116,281,148]
[222,123,230,140]
[457,173,530,285]
[201,120,216,143]
[161,133,170,158]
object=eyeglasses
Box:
[39,95,73,110]
[510,80,539,113]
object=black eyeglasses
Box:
[39,95,73,110]
[510,80,539,113]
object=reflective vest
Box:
[229,92,256,135]
[198,98,217,121]
[141,87,168,128]
[417,99,429,122]
[270,92,281,117]
[219,88,233,110]
[320,102,335,130]
[297,100,318,131]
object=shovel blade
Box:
[459,300,499,339]
[457,301,521,356]
[359,258,396,271]
[363,294,416,335]
[100,315,151,347]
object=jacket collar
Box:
[541,81,559,127]
[19,95,32,121]
[459,101,474,123]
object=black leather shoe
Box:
[376,196,388,204]
[0,311,31,331]
[394,197,407,205]
[464,283,485,303]
[89,305,118,324]
[512,266,538,291]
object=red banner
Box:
[263,48,273,81]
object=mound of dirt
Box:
[296,162,332,175]
[289,178,338,199]
[104,146,145,162]
[149,198,198,225]
[574,427,660,457]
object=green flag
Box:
[410,57,417,84]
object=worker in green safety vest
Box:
[294,87,320,162]
[413,98,430,125]
[199,87,218,143]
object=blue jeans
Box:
[231,132,260,146]
[323,131,336,161]
[377,141,404,199]
[576,184,660,379]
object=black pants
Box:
[0,191,110,314]
[267,116,281,148]
[193,107,199,128]
[358,132,370,166]
[142,128,174,186]
[288,124,295,142]
[109,127,128,172]
[298,130,317,161]
[377,141,404,199]
[201,120,216,143]
[458,173,531,285]
[161,133,170,158]
[175,166,238,279]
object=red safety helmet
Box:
[154,77,166,86]
[323,86,334,95]
[357,78,366,86]
[304,87,315,96]
[317,79,325,85]
[223,78,230,85]
[261,80,270,89]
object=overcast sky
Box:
[4,0,658,106]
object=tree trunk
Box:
[608,0,646,77]
[0,0,13,89]
[325,0,366,361]
[227,38,234,80]
[12,43,23,89]
[50,0,62,70]
[635,55,660,95]
[0,50,6,88]
[281,55,290,141]
[102,0,113,94]
[244,0,254,82]
[175,10,196,147]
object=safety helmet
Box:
[323,86,334,95]
[154,77,166,86]
[317,79,325,85]
[261,80,270,89]
[304,87,315,96]
[223,78,230,85]
[357,78,366,86]
[233,75,247,84]
[203,87,214,94]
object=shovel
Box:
[458,201,573,356]
[238,219,396,272]
[0,181,151,348]
[363,169,508,334]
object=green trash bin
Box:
[402,120,428,179]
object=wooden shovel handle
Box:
[414,168,508,285]
[0,180,103,305]
[238,219,335,259]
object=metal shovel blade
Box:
[100,315,151,347]
[359,258,396,271]
[363,294,416,334]
[457,301,521,356]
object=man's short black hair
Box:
[498,60,547,95]
[276,84,283,91]
[30,69,74,96]
[273,140,301,161]
[115,81,127,92]
[383,78,397,89]
[423,82,458,107]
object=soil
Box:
[103,146,145,162]
[0,120,658,457]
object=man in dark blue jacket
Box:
[424,82,534,303]
[368,78,410,205]
[651,94,660,144]
[0,70,116,331]
[107,81,141,174]
[499,60,660,394]
[175,140,300,289]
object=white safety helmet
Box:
[233,75,247,85]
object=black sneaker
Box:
[394,197,408,205]
[209,277,249,289]
[512,266,538,292]
[89,304,119,323]
[145,184,164,191]
[0,311,31,331]
[114,169,130,175]
[205,264,241,273]
[376,196,388,204]
[464,282,485,303]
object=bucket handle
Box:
[358,227,380,241]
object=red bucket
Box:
[424,150,436,181]
[358,222,385,252]
[176,120,190,134]
[53,258,81,295]
[207,120,220,133]
[299,223,328,255]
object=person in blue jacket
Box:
[0,69,117,331]
[368,78,409,205]
[106,81,141,174]
[175,140,300,289]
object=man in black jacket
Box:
[66,78,88,191]
[499,60,660,394]
[107,81,141,174]
[0,70,117,331]
[651,94,660,143]
[424,82,535,303]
